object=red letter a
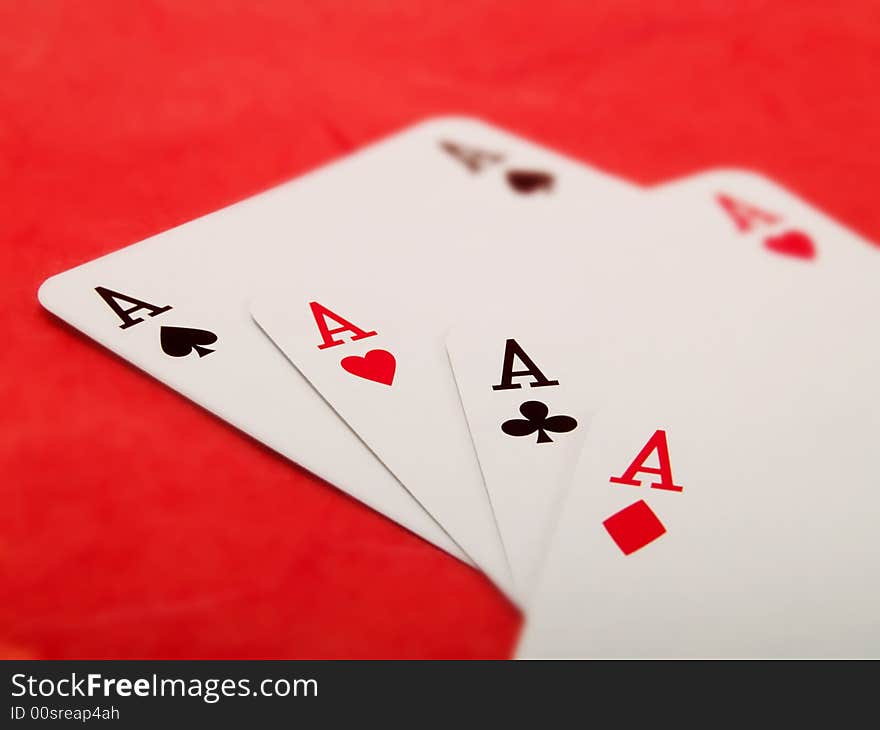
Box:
[610,429,683,492]
[716,193,779,233]
[309,301,377,350]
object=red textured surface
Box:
[2,1,879,659]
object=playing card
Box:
[249,131,645,601]
[38,116,641,595]
[516,174,880,657]
[518,327,880,657]
[445,325,589,601]
[567,167,880,401]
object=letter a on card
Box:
[95,286,172,329]
[716,193,779,233]
[609,429,683,492]
[309,301,377,349]
[491,338,559,391]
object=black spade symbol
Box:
[506,169,555,195]
[160,326,217,358]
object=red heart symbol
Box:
[340,349,396,386]
[763,230,816,260]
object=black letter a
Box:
[439,140,503,173]
[491,338,559,391]
[95,287,172,329]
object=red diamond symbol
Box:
[602,499,666,555]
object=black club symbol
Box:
[501,400,578,444]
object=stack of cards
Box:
[39,117,880,657]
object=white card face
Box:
[445,326,590,601]
[249,140,645,601]
[449,169,880,607]
[38,116,641,593]
[518,346,880,657]
[517,174,880,657]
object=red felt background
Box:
[2,1,878,659]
